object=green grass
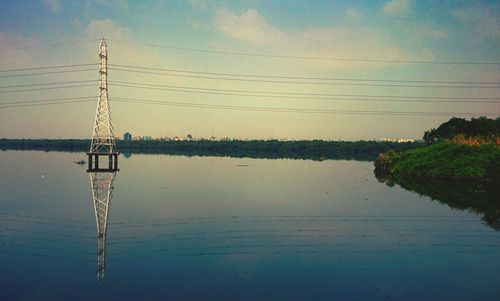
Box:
[375,142,500,183]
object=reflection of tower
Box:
[89,172,116,286]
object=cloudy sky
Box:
[0,0,498,140]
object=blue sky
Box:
[0,0,498,140]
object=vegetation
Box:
[0,138,422,161]
[376,116,500,182]
[375,142,499,183]
[423,116,500,144]
[375,116,500,230]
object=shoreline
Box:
[0,138,422,161]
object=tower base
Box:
[87,152,119,172]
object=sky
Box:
[0,0,499,140]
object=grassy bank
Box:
[374,142,499,183]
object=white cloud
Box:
[345,7,363,22]
[382,0,413,17]
[418,25,447,39]
[212,7,434,70]
[85,19,129,40]
[0,33,41,67]
[214,8,287,45]
[43,0,60,14]
[83,19,167,66]
[95,0,129,11]
[187,0,207,10]
[452,5,500,37]
[191,19,210,30]
[295,26,434,69]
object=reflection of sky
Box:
[0,1,499,140]
[1,151,499,300]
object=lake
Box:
[0,151,499,300]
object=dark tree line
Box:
[423,117,500,144]
[0,139,422,161]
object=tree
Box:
[423,117,500,144]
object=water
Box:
[0,151,499,300]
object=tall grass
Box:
[450,134,500,146]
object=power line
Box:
[109,67,499,88]
[0,99,94,109]
[0,80,96,89]
[0,40,97,52]
[109,82,500,103]
[2,94,493,116]
[111,96,496,117]
[0,84,95,94]
[110,64,500,85]
[107,39,500,65]
[0,96,95,106]
[0,68,95,78]
[111,81,498,100]
[0,63,96,72]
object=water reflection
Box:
[89,172,116,285]
[2,152,500,300]
[375,173,500,230]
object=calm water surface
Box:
[0,151,499,300]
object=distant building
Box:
[378,138,416,143]
[123,132,132,141]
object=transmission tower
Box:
[88,38,119,172]
[89,172,116,286]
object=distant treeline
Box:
[0,139,423,161]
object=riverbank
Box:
[374,141,499,183]
[0,138,422,161]
[374,141,500,229]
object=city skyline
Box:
[0,0,498,140]
[120,131,422,142]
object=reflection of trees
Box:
[89,172,116,285]
[375,173,500,230]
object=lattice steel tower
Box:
[89,172,116,286]
[88,38,119,172]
